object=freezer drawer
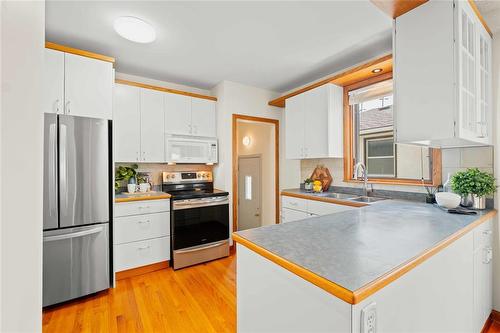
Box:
[43,224,109,307]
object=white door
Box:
[238,156,261,231]
[191,98,216,137]
[284,94,305,159]
[64,53,113,119]
[164,93,192,135]
[113,84,141,162]
[281,208,311,223]
[140,88,165,162]
[43,49,64,114]
[303,85,329,158]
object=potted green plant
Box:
[114,164,138,192]
[304,178,313,192]
[451,168,496,209]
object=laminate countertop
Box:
[115,191,171,203]
[233,200,496,304]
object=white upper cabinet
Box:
[394,0,492,147]
[284,84,343,159]
[284,94,305,159]
[165,93,191,136]
[43,48,113,120]
[114,84,141,162]
[43,49,64,114]
[165,94,217,138]
[140,89,165,162]
[191,98,216,137]
[64,53,113,119]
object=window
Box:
[345,77,440,185]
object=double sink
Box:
[310,192,387,204]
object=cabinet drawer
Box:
[281,208,312,224]
[115,199,170,217]
[281,196,308,212]
[307,200,355,216]
[115,237,170,272]
[114,212,170,245]
[473,219,493,250]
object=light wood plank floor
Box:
[43,255,236,333]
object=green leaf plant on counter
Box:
[114,164,138,191]
[451,168,496,197]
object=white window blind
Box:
[349,79,393,105]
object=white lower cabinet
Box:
[114,199,171,272]
[281,208,312,224]
[115,237,171,272]
[281,195,356,223]
[473,219,493,333]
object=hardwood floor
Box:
[43,255,236,333]
[488,320,500,333]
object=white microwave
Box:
[165,136,218,164]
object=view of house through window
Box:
[350,79,433,180]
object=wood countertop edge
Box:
[115,194,171,203]
[233,209,497,305]
[232,233,356,304]
[280,191,368,208]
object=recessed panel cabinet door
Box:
[191,98,216,137]
[43,49,64,114]
[303,86,329,158]
[140,88,165,162]
[64,53,113,119]
[165,93,192,135]
[113,84,141,162]
[284,94,304,159]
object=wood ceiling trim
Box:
[115,79,217,101]
[45,42,115,63]
[268,54,392,108]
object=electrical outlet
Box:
[361,302,377,333]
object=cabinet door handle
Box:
[138,206,151,210]
[137,245,151,251]
[483,230,492,235]
[138,220,151,224]
[65,101,71,114]
[54,99,60,113]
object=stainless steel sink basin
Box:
[349,196,387,203]
[325,193,358,200]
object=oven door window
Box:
[173,204,229,250]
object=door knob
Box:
[254,213,260,217]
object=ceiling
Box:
[46,1,392,93]
[476,0,500,34]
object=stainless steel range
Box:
[162,171,229,270]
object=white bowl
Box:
[435,192,461,209]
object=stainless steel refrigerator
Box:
[43,114,110,307]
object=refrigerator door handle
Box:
[48,123,58,218]
[59,123,68,212]
[43,225,104,242]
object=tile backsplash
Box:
[115,163,212,187]
[300,146,494,193]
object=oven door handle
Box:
[173,197,229,210]
[175,241,228,254]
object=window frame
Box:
[343,72,442,186]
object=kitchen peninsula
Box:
[234,200,497,332]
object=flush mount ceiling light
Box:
[372,68,383,74]
[113,16,156,43]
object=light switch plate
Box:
[361,302,377,333]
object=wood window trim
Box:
[343,72,442,187]
[232,114,280,232]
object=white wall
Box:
[237,121,275,226]
[1,1,44,332]
[212,81,300,233]
[492,33,500,311]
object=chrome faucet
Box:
[354,162,371,197]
